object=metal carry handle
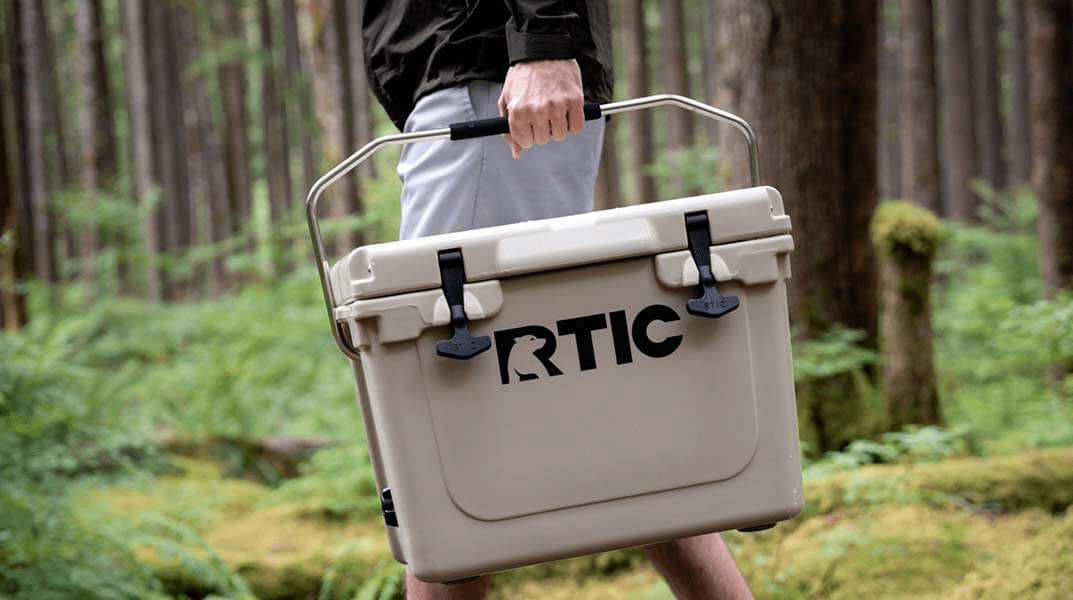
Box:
[307,94,761,360]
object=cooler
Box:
[306,95,803,583]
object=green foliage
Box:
[263,444,381,520]
[803,425,980,479]
[647,146,724,199]
[792,326,880,381]
[870,201,945,260]
[932,188,1073,448]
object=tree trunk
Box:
[36,0,72,191]
[941,0,979,221]
[219,2,253,249]
[1027,0,1073,395]
[874,202,944,429]
[1028,0,1073,296]
[75,0,112,288]
[146,0,186,298]
[732,0,880,451]
[176,7,232,296]
[1006,0,1033,185]
[971,0,1006,192]
[121,0,161,301]
[6,0,30,269]
[900,0,942,213]
[0,38,25,330]
[594,117,621,211]
[283,0,318,195]
[260,0,293,273]
[702,0,722,147]
[659,0,695,160]
[623,0,656,204]
[346,0,375,181]
[878,0,902,201]
[19,0,55,283]
[310,0,357,256]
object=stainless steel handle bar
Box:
[306,94,761,360]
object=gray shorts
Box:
[397,81,606,240]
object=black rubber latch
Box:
[684,211,740,318]
[435,249,492,359]
[380,488,399,527]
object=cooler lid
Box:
[329,186,790,306]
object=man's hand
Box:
[497,59,585,159]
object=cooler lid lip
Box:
[330,186,790,306]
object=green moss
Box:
[949,510,1073,600]
[802,448,1073,517]
[871,201,945,260]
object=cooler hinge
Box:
[684,212,740,318]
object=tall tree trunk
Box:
[310,0,357,256]
[594,117,621,210]
[75,0,113,288]
[971,0,1006,192]
[36,0,72,191]
[1028,0,1073,296]
[702,0,722,147]
[623,0,656,204]
[146,0,187,298]
[283,0,318,196]
[346,0,375,181]
[177,6,232,296]
[1006,0,1033,185]
[1,31,25,330]
[20,0,55,283]
[900,0,942,212]
[731,0,880,451]
[219,2,253,249]
[878,0,902,201]
[121,0,161,301]
[1026,0,1073,395]
[940,0,979,221]
[260,0,293,273]
[659,0,695,156]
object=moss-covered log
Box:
[872,201,945,430]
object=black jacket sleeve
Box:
[504,0,581,64]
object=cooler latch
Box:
[435,249,492,359]
[684,212,740,318]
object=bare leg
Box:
[404,571,491,600]
[642,533,753,600]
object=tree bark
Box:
[19,0,55,283]
[623,0,656,204]
[659,0,695,155]
[878,0,902,201]
[594,117,622,211]
[36,0,72,191]
[121,0,161,301]
[75,0,113,287]
[346,0,375,181]
[219,2,254,249]
[702,0,722,147]
[1027,0,1073,297]
[0,35,25,330]
[310,0,357,256]
[940,0,979,221]
[260,0,292,223]
[900,0,942,213]
[1006,0,1033,185]
[176,7,232,296]
[971,0,1006,192]
[283,0,318,195]
[732,0,880,451]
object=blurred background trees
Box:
[0,0,1070,446]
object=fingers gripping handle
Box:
[449,102,603,141]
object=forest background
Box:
[1,0,1072,599]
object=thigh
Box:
[397,82,605,240]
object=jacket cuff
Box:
[506,20,574,64]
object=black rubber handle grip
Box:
[449,102,603,141]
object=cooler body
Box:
[330,186,802,582]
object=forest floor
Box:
[73,446,1073,600]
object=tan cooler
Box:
[307,96,803,583]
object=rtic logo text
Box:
[494,304,683,385]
